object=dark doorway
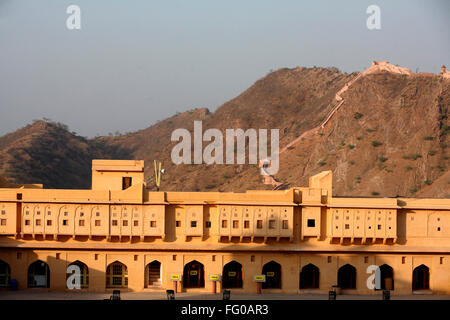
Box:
[413,265,429,290]
[183,260,204,288]
[300,264,319,289]
[28,260,50,288]
[222,261,243,289]
[379,264,394,290]
[0,260,11,287]
[146,260,162,287]
[262,261,281,289]
[338,264,356,289]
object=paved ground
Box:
[0,291,449,300]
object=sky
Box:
[0,0,449,137]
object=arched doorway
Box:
[262,261,281,289]
[183,260,204,288]
[300,264,319,289]
[28,260,50,288]
[379,264,394,290]
[0,260,11,287]
[222,261,243,289]
[67,261,89,289]
[146,260,162,288]
[338,264,356,289]
[413,265,429,290]
[106,261,128,288]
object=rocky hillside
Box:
[0,63,449,197]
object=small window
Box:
[212,255,216,262]
[62,220,68,226]
[123,220,128,227]
[94,254,99,261]
[244,220,250,229]
[134,255,138,261]
[282,220,288,229]
[56,253,61,260]
[251,255,255,262]
[364,256,368,263]
[79,220,85,227]
[176,221,181,227]
[268,220,276,229]
[25,220,30,226]
[122,177,132,190]
[17,252,22,259]
[112,220,118,226]
[96,212,100,217]
[438,227,441,231]
[205,221,211,228]
[307,219,315,227]
[440,257,444,265]
[46,220,52,226]
[0,219,6,226]
[402,257,406,264]
[150,221,157,228]
[26,211,29,215]
[64,211,68,216]
[346,216,349,220]
[368,226,372,229]
[17,193,22,200]
[36,211,41,215]
[172,255,177,261]
[35,219,41,226]
[256,220,263,229]
[222,220,228,228]
[327,256,332,263]
[345,224,350,229]
[47,211,51,216]
[377,225,382,230]
[191,221,197,228]
[95,220,101,226]
[1,210,5,215]
[80,212,84,217]
[133,220,139,227]
[232,220,239,229]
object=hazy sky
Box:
[0,0,449,137]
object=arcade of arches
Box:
[0,254,445,294]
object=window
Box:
[232,220,239,229]
[269,220,276,229]
[205,221,211,228]
[122,177,132,190]
[221,220,228,228]
[95,220,101,226]
[64,212,68,216]
[46,220,52,226]
[79,220,85,227]
[150,221,156,228]
[172,255,177,261]
[36,219,41,226]
[402,257,406,264]
[191,221,197,228]
[440,257,444,265]
[26,211,29,215]
[0,219,6,226]
[96,212,100,217]
[123,220,128,227]
[80,212,84,217]
[133,220,139,227]
[438,227,441,231]
[377,225,382,230]
[212,255,216,262]
[17,252,22,259]
[95,254,99,260]
[327,256,332,263]
[282,220,288,229]
[307,219,315,227]
[36,211,40,215]
[345,224,350,229]
[47,211,51,216]
[25,220,30,225]
[256,220,263,229]
[17,193,22,200]
[1,210,5,215]
[176,221,181,227]
[112,220,118,226]
[364,256,368,263]
[62,220,68,226]
[244,220,250,229]
[251,255,255,262]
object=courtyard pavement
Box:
[0,290,449,300]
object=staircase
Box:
[148,267,161,287]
